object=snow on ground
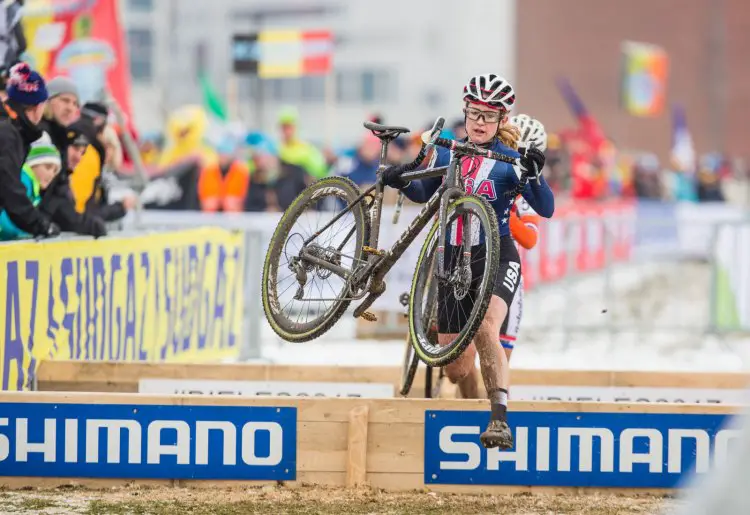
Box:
[256,260,750,373]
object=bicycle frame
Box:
[299,140,478,312]
[299,164,449,287]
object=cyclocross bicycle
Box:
[261,117,522,366]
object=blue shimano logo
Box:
[0,403,296,480]
[425,410,737,488]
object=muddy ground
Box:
[0,484,679,515]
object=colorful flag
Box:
[620,41,668,117]
[199,73,228,122]
[233,29,333,79]
[22,0,133,126]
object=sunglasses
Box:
[464,106,504,123]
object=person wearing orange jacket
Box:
[197,138,249,212]
[499,114,547,361]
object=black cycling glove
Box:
[381,166,410,190]
[519,146,546,179]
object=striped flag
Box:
[258,30,333,78]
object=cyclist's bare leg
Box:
[440,337,479,398]
[476,295,513,449]
[474,295,509,399]
[504,348,512,361]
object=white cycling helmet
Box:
[511,114,547,152]
[463,74,516,113]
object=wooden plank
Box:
[298,421,348,451]
[0,392,738,418]
[36,361,415,392]
[346,405,369,487]
[299,450,346,472]
[367,422,423,474]
[36,361,750,397]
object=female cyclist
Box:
[499,114,548,360]
[443,115,547,395]
[382,74,555,449]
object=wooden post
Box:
[346,405,369,487]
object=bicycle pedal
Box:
[362,246,385,257]
[360,311,378,322]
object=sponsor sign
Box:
[425,410,738,487]
[0,403,295,480]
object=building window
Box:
[128,0,153,11]
[263,78,301,102]
[336,69,393,103]
[127,29,153,81]
[336,70,359,103]
[301,75,326,102]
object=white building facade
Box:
[121,0,516,146]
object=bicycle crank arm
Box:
[352,273,387,318]
[352,291,384,319]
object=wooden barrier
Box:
[35,360,750,396]
[0,391,738,493]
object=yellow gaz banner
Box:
[0,228,245,390]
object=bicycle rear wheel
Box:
[262,177,370,342]
[408,195,500,367]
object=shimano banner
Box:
[425,410,737,488]
[0,403,296,480]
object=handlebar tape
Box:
[433,138,517,164]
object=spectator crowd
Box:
[0,62,137,242]
[1,61,745,244]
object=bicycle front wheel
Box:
[399,257,438,396]
[262,177,370,342]
[408,195,500,367]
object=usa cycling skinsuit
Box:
[399,138,555,333]
[499,196,540,349]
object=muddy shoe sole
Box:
[480,429,514,449]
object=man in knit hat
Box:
[41,75,80,168]
[0,135,61,240]
[35,76,106,238]
[0,62,60,238]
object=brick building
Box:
[516,0,750,162]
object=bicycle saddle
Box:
[364,121,410,139]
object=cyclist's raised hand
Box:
[519,146,545,178]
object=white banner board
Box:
[139,378,394,398]
[511,385,749,405]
